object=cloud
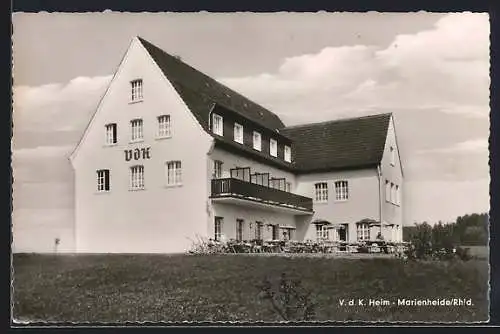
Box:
[13,145,74,158]
[218,12,490,189]
[10,76,110,218]
[404,178,490,223]
[13,182,73,210]
[402,136,489,182]
[13,75,112,136]
[12,145,74,183]
[219,13,489,123]
[417,138,489,154]
[10,13,490,227]
[11,76,110,213]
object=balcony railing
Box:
[211,177,313,212]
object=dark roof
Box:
[138,37,285,132]
[280,113,392,173]
[138,37,392,173]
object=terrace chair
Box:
[262,243,273,254]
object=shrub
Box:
[257,273,316,321]
[404,222,477,262]
[188,237,225,255]
[358,245,370,253]
[411,223,433,260]
[455,247,472,261]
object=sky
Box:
[12,12,490,237]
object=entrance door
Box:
[272,225,279,240]
[255,221,264,241]
[236,219,244,241]
[338,224,348,242]
[214,216,223,241]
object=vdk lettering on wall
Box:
[124,147,151,161]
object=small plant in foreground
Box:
[257,273,316,321]
[455,246,472,261]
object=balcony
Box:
[210,177,313,214]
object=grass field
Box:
[12,254,489,323]
[465,245,489,259]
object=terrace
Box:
[190,238,410,255]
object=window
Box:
[255,221,263,240]
[166,161,182,185]
[212,113,223,136]
[131,79,143,102]
[285,182,291,193]
[385,180,390,202]
[395,185,400,205]
[130,119,143,142]
[314,182,328,202]
[236,219,244,241]
[316,225,329,241]
[390,146,395,166]
[357,223,370,241]
[251,173,269,186]
[96,169,110,192]
[231,167,251,182]
[334,180,349,201]
[391,183,395,204]
[157,115,171,138]
[253,131,261,151]
[233,123,244,144]
[213,160,223,179]
[105,123,117,145]
[214,217,223,241]
[130,165,144,190]
[284,145,291,162]
[270,139,278,157]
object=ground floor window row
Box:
[213,217,401,243]
[214,217,294,242]
[95,161,182,192]
[315,223,401,242]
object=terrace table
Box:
[348,245,359,253]
[253,245,262,253]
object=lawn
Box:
[465,245,489,260]
[12,254,489,323]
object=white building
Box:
[69,36,404,253]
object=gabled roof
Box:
[72,36,396,174]
[137,37,285,132]
[280,113,392,173]
[139,37,393,173]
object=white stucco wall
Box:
[206,148,307,241]
[66,39,405,253]
[379,115,404,241]
[295,168,381,243]
[210,203,303,241]
[71,38,212,253]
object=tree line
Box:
[403,213,489,246]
